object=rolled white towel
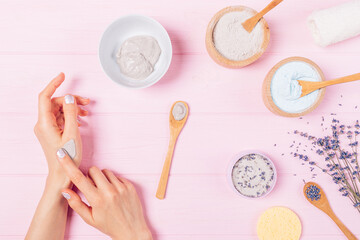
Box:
[308,0,360,47]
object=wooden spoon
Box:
[303,182,357,240]
[298,73,360,97]
[156,101,189,199]
[242,0,283,33]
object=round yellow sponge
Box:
[257,206,302,240]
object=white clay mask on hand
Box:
[116,35,161,80]
[62,139,76,160]
[172,102,187,121]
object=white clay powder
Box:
[213,10,264,61]
[116,35,161,80]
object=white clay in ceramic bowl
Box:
[228,151,277,198]
[99,15,172,89]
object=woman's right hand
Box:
[56,150,153,240]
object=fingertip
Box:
[56,148,72,165]
[62,192,71,200]
[58,72,65,78]
[80,110,89,116]
[56,148,67,160]
[76,97,90,106]
[64,94,76,105]
[63,189,94,226]
[62,189,80,201]
[62,95,79,135]
[54,72,65,86]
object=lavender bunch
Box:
[293,119,360,213]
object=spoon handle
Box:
[316,73,360,88]
[257,0,283,19]
[326,209,358,240]
[156,134,178,199]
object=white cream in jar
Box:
[270,61,321,113]
[231,153,275,198]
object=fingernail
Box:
[57,148,66,159]
[83,97,89,100]
[62,192,71,200]
[65,95,74,104]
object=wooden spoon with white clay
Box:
[298,73,360,98]
[156,101,189,199]
[242,0,283,33]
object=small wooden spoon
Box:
[298,73,360,97]
[242,0,283,33]
[156,101,189,199]
[303,182,357,240]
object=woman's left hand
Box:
[34,73,90,188]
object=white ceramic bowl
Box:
[227,150,277,199]
[99,15,172,89]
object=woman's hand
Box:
[26,73,90,240]
[34,72,89,187]
[57,150,153,240]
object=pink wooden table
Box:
[0,0,359,239]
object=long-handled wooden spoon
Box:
[303,182,357,240]
[156,101,189,199]
[298,73,360,98]
[242,0,283,33]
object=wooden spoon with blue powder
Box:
[303,182,357,240]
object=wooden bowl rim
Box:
[262,56,326,117]
[205,5,270,69]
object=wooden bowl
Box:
[262,56,326,117]
[205,6,270,68]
